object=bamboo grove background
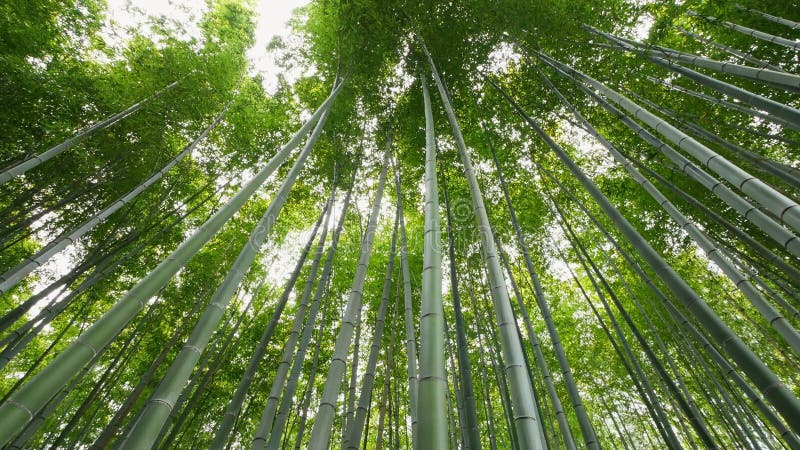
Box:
[0,0,799,448]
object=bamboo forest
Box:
[2,0,800,448]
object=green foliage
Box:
[2,0,800,448]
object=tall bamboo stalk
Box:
[0,81,346,446]
[535,51,800,235]
[734,5,800,30]
[344,210,399,449]
[118,88,334,450]
[674,26,785,72]
[394,160,419,450]
[420,40,546,449]
[590,27,800,91]
[491,77,800,436]
[0,81,179,185]
[414,71,449,450]
[0,102,231,295]
[251,203,335,449]
[486,138,582,450]
[442,177,483,450]
[534,63,800,355]
[544,59,800,259]
[306,134,392,449]
[261,208,336,450]
[689,11,800,51]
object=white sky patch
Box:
[479,41,522,76]
[630,12,654,40]
[557,120,617,176]
[101,0,310,92]
[247,0,312,93]
[102,0,206,49]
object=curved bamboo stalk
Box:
[0,81,345,446]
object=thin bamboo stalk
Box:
[0,82,344,446]
[0,81,179,185]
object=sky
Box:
[103,0,311,92]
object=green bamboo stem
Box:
[394,160,419,450]
[0,81,179,185]
[486,137,583,450]
[554,166,800,449]
[492,77,800,436]
[644,74,800,132]
[415,70,449,450]
[734,5,800,30]
[0,102,230,295]
[0,82,344,446]
[535,63,800,355]
[689,11,800,51]
[251,204,334,450]
[345,212,398,449]
[421,41,546,450]
[674,26,785,72]
[590,27,800,91]
[442,177,483,450]
[305,136,392,449]
[536,51,800,235]
[551,64,800,259]
[118,88,333,450]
